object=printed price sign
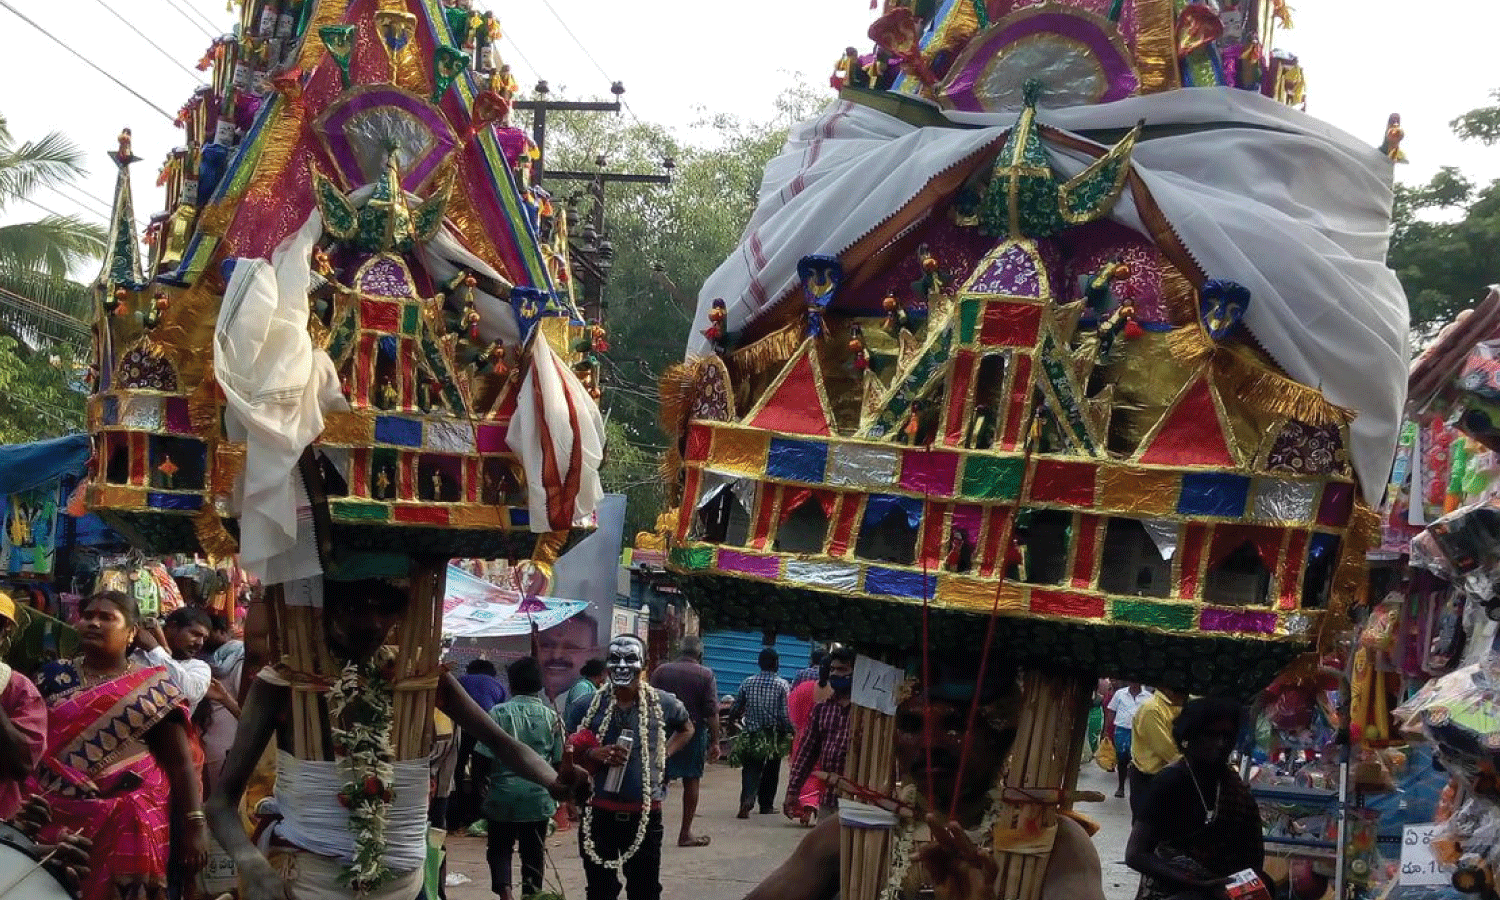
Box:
[852,655,901,715]
[1400,823,1452,887]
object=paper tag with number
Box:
[1400,823,1452,887]
[852,656,901,715]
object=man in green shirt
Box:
[564,658,607,711]
[479,657,565,900]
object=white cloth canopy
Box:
[690,87,1410,504]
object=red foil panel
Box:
[1071,515,1103,588]
[394,504,448,525]
[359,299,401,333]
[1278,531,1308,610]
[1178,523,1208,599]
[1000,354,1033,449]
[981,302,1044,347]
[921,502,950,570]
[1029,459,1097,507]
[978,507,1012,577]
[686,422,713,462]
[828,493,863,558]
[943,352,976,446]
[749,483,780,551]
[1030,589,1106,619]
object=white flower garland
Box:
[327,647,398,892]
[879,796,1004,900]
[578,683,667,870]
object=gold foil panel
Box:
[319,410,375,446]
[93,485,142,510]
[706,428,770,476]
[1099,466,1179,516]
[936,576,1025,613]
[1132,0,1181,94]
[449,505,504,528]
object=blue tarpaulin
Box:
[0,435,91,495]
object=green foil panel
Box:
[670,546,715,570]
[333,501,391,522]
[961,455,1025,499]
[1111,598,1196,631]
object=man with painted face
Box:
[783,644,855,821]
[566,634,694,900]
[747,663,1106,900]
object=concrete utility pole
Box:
[511,81,672,319]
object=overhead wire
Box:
[527,0,641,124]
[0,0,177,122]
[89,0,209,84]
[168,0,224,37]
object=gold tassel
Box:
[1166,328,1353,427]
[1159,267,1199,327]
[531,529,569,564]
[657,362,700,437]
[1320,500,1378,651]
[194,505,239,563]
[1212,345,1354,427]
[728,320,804,380]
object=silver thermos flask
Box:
[602,729,634,793]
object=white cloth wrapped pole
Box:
[690,87,1410,505]
[269,751,429,874]
[506,335,605,531]
[215,213,346,585]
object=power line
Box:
[532,0,613,86]
[0,0,177,122]
[168,0,223,37]
[499,35,541,87]
[90,0,208,84]
[43,183,111,220]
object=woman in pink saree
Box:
[785,677,825,824]
[28,591,208,900]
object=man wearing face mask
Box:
[566,635,694,900]
[782,645,855,822]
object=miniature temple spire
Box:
[98,128,146,293]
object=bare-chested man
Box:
[745,670,1106,900]
[208,577,579,900]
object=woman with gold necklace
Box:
[25,590,208,900]
[1125,697,1267,900]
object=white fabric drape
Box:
[216,183,586,580]
[216,214,346,585]
[506,335,606,531]
[270,751,429,873]
[691,87,1410,504]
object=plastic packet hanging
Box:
[1410,498,1500,596]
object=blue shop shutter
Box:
[699,629,815,699]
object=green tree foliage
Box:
[0,114,106,441]
[530,84,825,529]
[1389,91,1500,341]
[0,335,86,442]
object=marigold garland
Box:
[327,646,398,892]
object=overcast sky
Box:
[2,0,1495,284]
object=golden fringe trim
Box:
[194,506,238,564]
[532,529,569,564]
[1166,327,1353,427]
[1159,266,1198,327]
[1320,501,1379,651]
[658,362,699,436]
[728,320,803,380]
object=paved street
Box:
[444,760,1143,900]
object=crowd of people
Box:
[0,588,1267,900]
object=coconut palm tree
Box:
[0,114,108,352]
